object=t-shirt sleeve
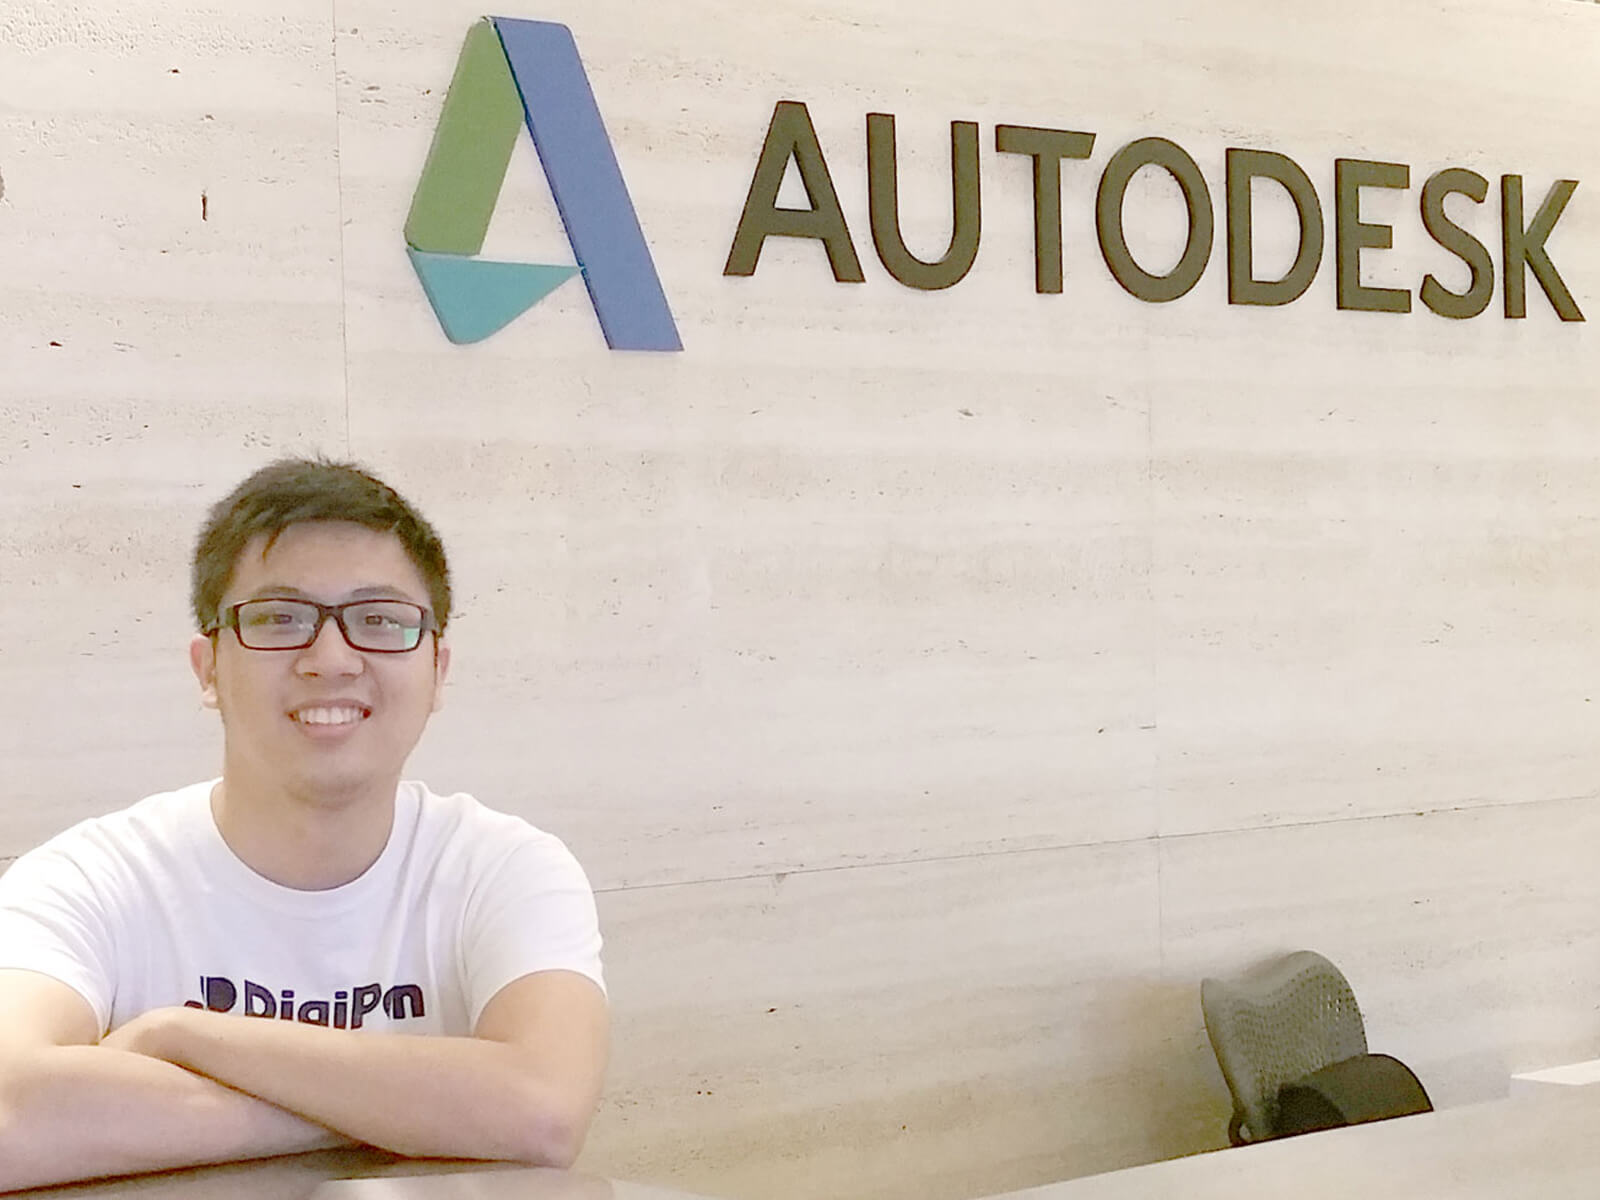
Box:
[0,838,116,1033]
[460,829,605,1028]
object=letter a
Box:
[724,101,865,282]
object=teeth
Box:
[295,706,366,726]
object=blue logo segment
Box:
[493,19,682,352]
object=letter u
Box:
[866,113,982,290]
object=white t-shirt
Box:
[0,781,604,1036]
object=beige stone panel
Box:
[0,1,346,854]
[1152,429,1600,833]
[401,474,1156,885]
[353,345,1158,881]
[1137,0,1600,836]
[414,656,1153,890]
[328,0,1598,877]
[331,0,1158,883]
[0,544,217,856]
[0,1,348,463]
[583,840,1166,1200]
[1159,797,1600,1147]
[1151,282,1600,835]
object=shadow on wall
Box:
[588,971,1238,1200]
[1107,976,1238,1162]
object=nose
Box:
[294,614,365,676]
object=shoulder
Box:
[403,782,592,883]
[404,786,606,1010]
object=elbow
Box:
[0,1113,16,1186]
[501,1084,592,1169]
[0,1061,27,1157]
[0,1076,40,1193]
[514,1108,586,1169]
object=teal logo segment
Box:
[406,251,578,345]
[406,18,681,350]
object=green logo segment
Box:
[405,20,580,343]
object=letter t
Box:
[995,125,1097,293]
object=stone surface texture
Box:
[1,1,1597,1198]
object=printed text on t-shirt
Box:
[183,976,426,1027]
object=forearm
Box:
[158,1015,584,1165]
[0,1045,346,1193]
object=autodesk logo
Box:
[404,18,680,350]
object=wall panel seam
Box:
[593,791,1600,895]
[331,0,353,456]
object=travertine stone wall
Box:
[2,1,1597,1198]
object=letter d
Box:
[201,976,238,1012]
[1226,148,1323,306]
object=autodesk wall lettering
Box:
[725,100,1585,322]
[992,124,1096,294]
[1419,169,1494,320]
[1225,149,1325,307]
[866,113,982,290]
[1502,175,1584,320]
[1095,136,1214,303]
[724,100,865,283]
[1334,158,1413,314]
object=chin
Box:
[287,766,395,807]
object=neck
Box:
[209,771,399,891]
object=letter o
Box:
[1096,137,1214,302]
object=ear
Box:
[430,638,451,713]
[190,634,219,709]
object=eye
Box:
[244,607,302,627]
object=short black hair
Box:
[191,457,451,634]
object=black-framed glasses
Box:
[209,598,437,653]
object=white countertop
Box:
[980,1085,1600,1200]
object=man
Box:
[0,459,608,1191]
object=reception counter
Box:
[5,1152,713,1200]
[17,1082,1600,1200]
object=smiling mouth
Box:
[291,705,371,726]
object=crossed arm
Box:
[0,969,608,1194]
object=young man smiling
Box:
[0,459,608,1191]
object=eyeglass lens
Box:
[234,599,426,652]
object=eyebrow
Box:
[242,585,423,603]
